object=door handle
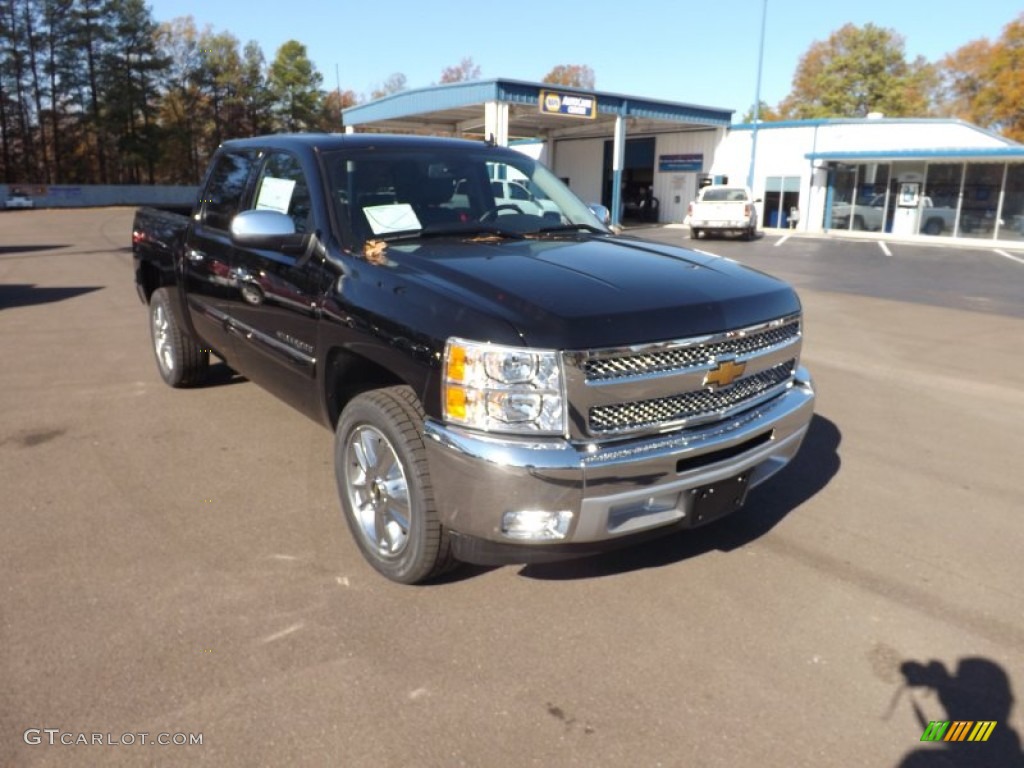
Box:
[186,248,206,263]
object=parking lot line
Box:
[878,241,892,257]
[774,233,792,248]
[994,249,1024,266]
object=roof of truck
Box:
[219,133,501,153]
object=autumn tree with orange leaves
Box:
[938,13,1024,142]
[542,65,595,90]
[439,57,481,84]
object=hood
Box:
[385,235,801,349]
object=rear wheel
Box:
[923,218,943,235]
[690,227,700,239]
[334,386,455,584]
[149,287,209,387]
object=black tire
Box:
[690,227,699,239]
[923,218,943,235]
[149,287,209,387]
[852,214,865,230]
[334,386,455,584]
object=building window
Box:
[920,164,962,237]
[828,164,891,232]
[959,163,1005,240]
[763,176,800,228]
[1001,165,1024,242]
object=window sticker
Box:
[255,176,296,214]
[364,203,422,234]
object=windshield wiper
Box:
[372,229,426,242]
[535,223,608,236]
[418,223,525,240]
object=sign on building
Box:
[539,90,596,119]
[659,154,704,172]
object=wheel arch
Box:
[137,260,164,303]
[323,347,413,428]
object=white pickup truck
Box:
[831,194,965,235]
[687,186,759,240]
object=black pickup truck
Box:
[132,133,815,583]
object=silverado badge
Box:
[703,359,746,389]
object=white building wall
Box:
[652,129,723,222]
[552,138,605,204]
[713,119,1019,232]
[529,119,1016,233]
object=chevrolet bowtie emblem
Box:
[703,359,747,389]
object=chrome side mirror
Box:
[230,209,307,253]
[587,203,611,226]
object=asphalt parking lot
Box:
[2,208,1023,767]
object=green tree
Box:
[239,40,272,135]
[542,64,595,89]
[71,0,116,182]
[267,39,322,131]
[938,13,1024,141]
[741,100,781,123]
[196,29,243,148]
[103,0,167,183]
[42,0,79,183]
[154,15,204,182]
[779,23,938,118]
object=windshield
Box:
[702,187,748,203]
[322,146,608,247]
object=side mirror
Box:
[230,210,308,253]
[587,203,611,225]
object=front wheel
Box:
[149,287,209,387]
[334,386,455,584]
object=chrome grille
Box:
[589,360,795,434]
[584,320,800,381]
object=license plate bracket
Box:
[688,472,751,527]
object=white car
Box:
[4,194,34,209]
[490,179,559,217]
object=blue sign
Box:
[659,153,704,172]
[539,89,596,120]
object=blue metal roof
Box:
[342,81,502,125]
[343,78,732,127]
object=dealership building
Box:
[343,78,1024,244]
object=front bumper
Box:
[423,366,815,563]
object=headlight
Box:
[443,338,565,435]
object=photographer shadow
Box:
[897,657,1023,768]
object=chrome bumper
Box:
[423,366,814,548]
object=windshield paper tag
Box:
[364,204,421,234]
[255,177,296,214]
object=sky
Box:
[145,0,1021,120]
